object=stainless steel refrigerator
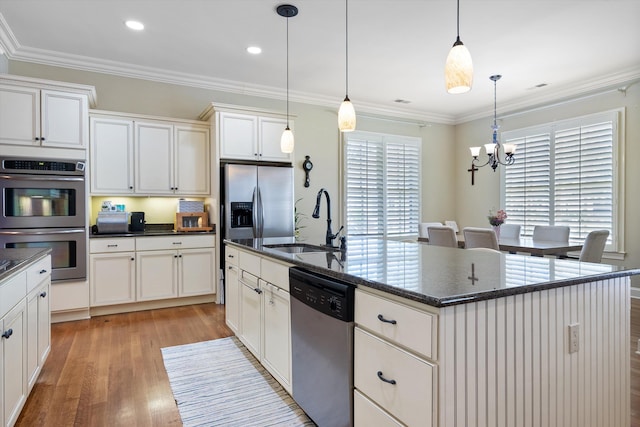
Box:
[223,163,294,240]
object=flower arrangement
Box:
[488,209,508,227]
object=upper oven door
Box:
[0,174,86,228]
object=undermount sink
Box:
[263,243,339,254]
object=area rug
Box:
[161,336,315,427]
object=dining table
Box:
[417,236,583,257]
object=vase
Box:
[493,225,501,240]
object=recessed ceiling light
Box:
[247,46,262,55]
[125,20,145,31]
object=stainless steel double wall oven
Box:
[0,156,87,281]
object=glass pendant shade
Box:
[445,41,473,94]
[484,143,496,155]
[281,127,294,153]
[338,97,356,132]
[469,146,481,157]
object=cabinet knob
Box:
[129,186,133,190]
[34,137,41,141]
[40,291,47,298]
[178,254,182,258]
[1,329,13,339]
[174,255,178,258]
[131,257,135,261]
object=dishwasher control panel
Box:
[289,268,354,321]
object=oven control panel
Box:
[2,158,85,175]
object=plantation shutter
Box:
[502,110,618,250]
[386,139,421,237]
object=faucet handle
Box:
[339,236,347,251]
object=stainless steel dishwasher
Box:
[289,267,355,427]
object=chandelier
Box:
[469,75,516,175]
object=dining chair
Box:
[532,225,570,242]
[426,226,458,248]
[419,222,443,238]
[444,220,459,233]
[579,230,609,263]
[499,224,521,240]
[463,227,500,250]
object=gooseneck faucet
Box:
[312,188,343,247]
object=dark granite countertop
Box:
[90,223,215,238]
[0,248,52,283]
[225,237,640,308]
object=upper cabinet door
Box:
[258,117,292,163]
[90,117,135,194]
[174,125,210,195]
[135,121,174,194]
[218,112,258,161]
[0,85,40,146]
[41,90,89,149]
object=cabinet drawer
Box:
[90,238,135,253]
[136,234,214,251]
[26,255,51,292]
[239,250,261,277]
[354,328,436,427]
[354,389,404,427]
[261,257,291,292]
[225,246,239,266]
[1,271,27,318]
[355,289,437,360]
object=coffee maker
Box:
[130,211,145,232]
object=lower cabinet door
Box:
[2,301,27,427]
[354,327,436,427]
[239,272,261,358]
[178,248,215,297]
[261,281,291,393]
[26,290,39,391]
[137,250,178,301]
[90,252,136,306]
[225,264,240,334]
[36,280,51,369]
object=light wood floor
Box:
[16,299,640,426]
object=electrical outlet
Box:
[568,323,579,354]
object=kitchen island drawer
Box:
[135,234,214,251]
[260,257,292,292]
[239,250,261,277]
[90,238,135,253]
[355,389,405,427]
[354,327,436,427]
[225,246,239,266]
[355,289,437,360]
[1,271,27,318]
[26,255,51,292]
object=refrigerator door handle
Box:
[257,186,264,238]
[251,186,258,237]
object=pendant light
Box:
[445,0,473,94]
[278,4,298,153]
[338,0,356,132]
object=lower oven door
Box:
[0,228,87,281]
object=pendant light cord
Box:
[345,0,349,97]
[456,0,460,39]
[286,15,290,127]
[493,78,497,128]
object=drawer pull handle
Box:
[2,329,13,339]
[228,254,235,258]
[172,242,182,245]
[40,291,47,298]
[107,244,118,248]
[254,287,262,295]
[39,269,47,274]
[377,314,397,325]
[377,371,396,385]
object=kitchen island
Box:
[226,237,639,427]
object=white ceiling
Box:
[0,0,639,124]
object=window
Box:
[502,110,621,251]
[343,131,421,238]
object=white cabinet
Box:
[224,247,240,334]
[239,271,262,358]
[89,113,210,196]
[2,301,26,427]
[218,112,292,163]
[225,244,292,393]
[136,235,215,302]
[1,253,50,427]
[0,85,89,149]
[89,117,135,194]
[354,289,438,427]
[89,238,136,306]
[135,121,210,195]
